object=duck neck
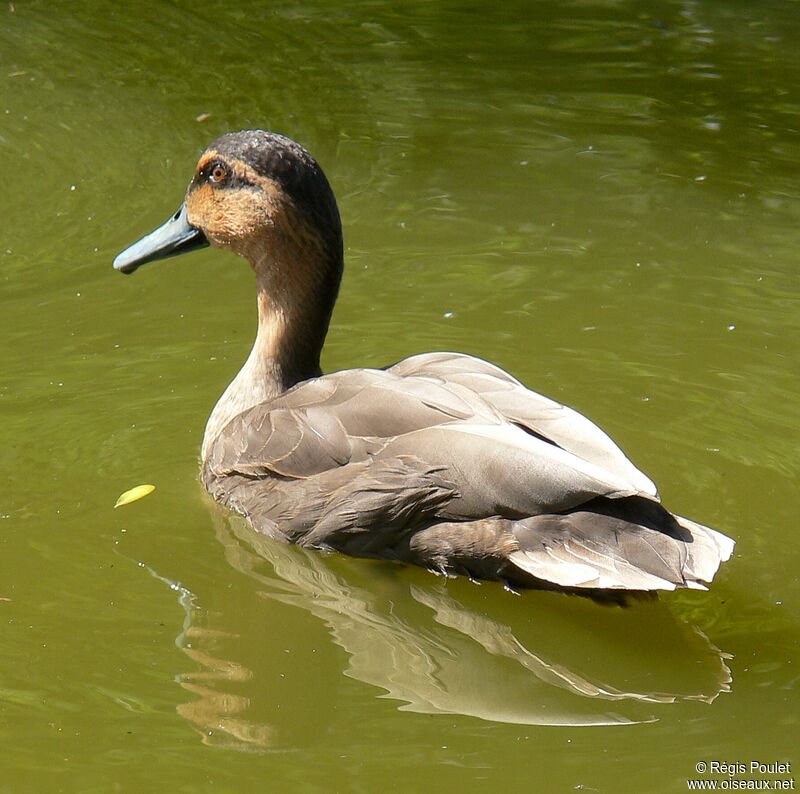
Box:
[201,238,342,461]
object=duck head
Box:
[113,130,343,289]
[114,130,345,395]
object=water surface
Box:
[1,1,798,791]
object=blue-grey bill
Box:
[113,204,209,274]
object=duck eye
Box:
[208,163,229,184]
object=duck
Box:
[113,130,735,592]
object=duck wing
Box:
[389,352,658,498]
[203,363,658,549]
[382,353,732,588]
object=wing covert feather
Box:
[390,352,658,497]
[207,355,656,515]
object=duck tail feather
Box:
[674,514,735,584]
[507,499,733,591]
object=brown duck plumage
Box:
[114,130,734,591]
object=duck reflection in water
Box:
[165,510,731,751]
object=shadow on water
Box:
[151,508,734,751]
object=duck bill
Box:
[113,204,209,274]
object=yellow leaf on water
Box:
[114,484,155,508]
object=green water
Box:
[2,1,798,791]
